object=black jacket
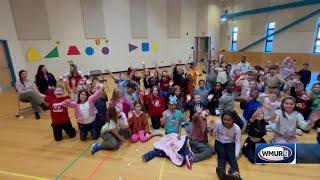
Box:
[35,73,57,94]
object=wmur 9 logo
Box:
[255,144,296,164]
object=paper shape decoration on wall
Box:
[26,48,41,62]
[141,43,149,52]
[151,42,159,52]
[101,47,109,55]
[56,41,61,45]
[45,47,59,58]
[129,43,138,52]
[95,39,100,45]
[105,39,109,43]
[85,47,94,56]
[67,45,80,55]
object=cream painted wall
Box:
[0,0,223,79]
[0,0,26,79]
[219,0,319,53]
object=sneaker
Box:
[216,167,225,180]
[91,143,100,155]
[185,154,193,170]
[227,169,242,180]
[35,112,40,120]
[296,129,303,136]
[151,130,163,137]
[185,144,194,170]
[142,155,147,162]
[40,103,49,111]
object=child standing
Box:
[142,86,165,130]
[91,106,130,154]
[128,102,161,143]
[61,85,103,141]
[188,105,215,162]
[44,86,76,141]
[210,110,242,180]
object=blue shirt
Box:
[193,87,209,106]
[115,79,129,89]
[163,110,186,134]
[243,99,261,120]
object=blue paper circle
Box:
[85,47,94,56]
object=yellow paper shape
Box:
[151,42,159,52]
[26,48,41,62]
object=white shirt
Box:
[237,62,252,73]
[79,102,95,124]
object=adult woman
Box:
[35,65,57,95]
[15,70,48,119]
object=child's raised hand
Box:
[207,94,214,101]
[186,94,192,102]
[169,80,174,86]
[309,111,320,122]
[195,104,202,113]
[128,111,133,119]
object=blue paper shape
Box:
[85,47,94,56]
[141,43,149,52]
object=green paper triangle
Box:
[45,47,59,58]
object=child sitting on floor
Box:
[128,102,162,143]
[91,106,130,154]
[188,105,215,163]
[161,95,187,135]
[242,108,267,164]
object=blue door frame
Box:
[0,40,16,85]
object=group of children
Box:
[16,55,320,180]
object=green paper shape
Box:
[45,47,59,58]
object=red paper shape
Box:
[67,45,80,55]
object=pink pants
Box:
[131,130,153,143]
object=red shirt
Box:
[143,95,165,117]
[45,95,71,124]
[159,78,171,91]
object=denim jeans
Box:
[215,140,239,172]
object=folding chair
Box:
[15,89,33,118]
[89,70,109,90]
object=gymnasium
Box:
[0,0,319,180]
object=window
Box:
[230,26,238,52]
[313,19,320,53]
[265,22,275,52]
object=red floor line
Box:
[86,154,108,180]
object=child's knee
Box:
[131,133,140,143]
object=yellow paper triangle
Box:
[151,42,159,52]
[26,48,41,62]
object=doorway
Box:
[193,36,211,68]
[0,40,16,91]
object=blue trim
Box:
[0,40,16,85]
[239,9,320,52]
[313,17,320,53]
[221,0,320,20]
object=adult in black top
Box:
[298,62,311,89]
[35,65,57,95]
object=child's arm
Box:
[297,113,314,131]
[160,111,169,126]
[235,127,241,158]
[60,99,77,108]
[88,87,103,104]
[109,128,125,142]
[105,69,118,82]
